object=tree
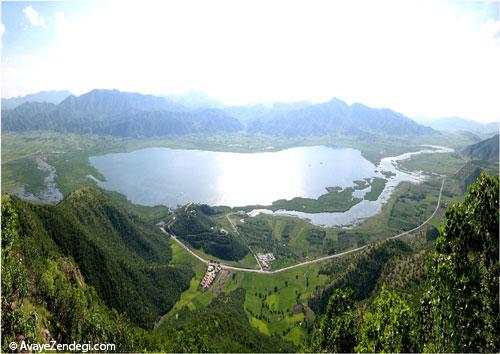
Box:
[308,288,358,353]
[355,286,413,353]
[417,173,499,352]
[1,196,37,350]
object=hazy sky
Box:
[1,1,499,122]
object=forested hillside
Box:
[1,194,142,352]
[169,204,249,261]
[308,173,499,353]
[152,289,296,352]
[1,188,193,329]
[1,191,293,352]
[462,134,499,162]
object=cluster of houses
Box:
[200,261,222,289]
[257,252,276,269]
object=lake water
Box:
[248,145,453,226]
[90,146,377,208]
[90,145,453,227]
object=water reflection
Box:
[249,145,454,227]
[90,146,376,208]
[89,144,453,227]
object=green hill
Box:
[2,188,193,328]
[462,134,499,162]
[308,173,499,353]
[1,193,143,351]
[153,289,296,352]
[1,191,297,352]
[170,204,249,261]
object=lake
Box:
[89,146,377,208]
[248,145,453,226]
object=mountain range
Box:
[2,89,242,137]
[414,116,499,135]
[1,90,72,109]
[1,89,438,137]
[246,98,435,136]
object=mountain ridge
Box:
[2,88,436,138]
[414,116,499,135]
[247,97,435,136]
[1,90,72,109]
[462,134,499,163]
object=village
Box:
[256,252,275,269]
[200,261,222,289]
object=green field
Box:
[166,236,337,345]
[156,240,216,326]
[229,213,338,263]
[397,152,467,175]
[363,177,387,201]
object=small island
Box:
[236,186,363,214]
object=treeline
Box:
[308,173,499,352]
[170,204,249,261]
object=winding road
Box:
[163,177,446,275]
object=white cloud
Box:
[23,6,45,28]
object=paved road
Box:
[164,177,446,275]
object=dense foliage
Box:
[3,189,193,328]
[170,204,249,261]
[1,195,143,352]
[153,289,296,352]
[308,173,499,352]
[310,239,412,313]
[308,289,358,352]
[417,172,499,352]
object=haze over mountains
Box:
[1,90,72,110]
[414,116,499,135]
[2,89,443,138]
[246,98,434,136]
